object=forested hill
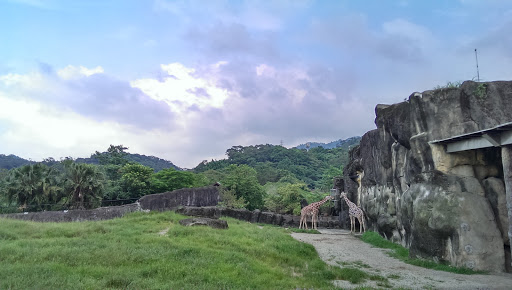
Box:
[0,153,180,172]
[75,153,180,171]
[193,136,361,189]
[295,136,361,150]
[0,154,35,170]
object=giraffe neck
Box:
[343,195,355,207]
[309,197,331,210]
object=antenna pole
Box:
[475,48,480,82]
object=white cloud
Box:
[0,61,374,168]
[57,65,104,80]
[131,62,231,114]
[0,92,129,158]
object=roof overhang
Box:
[429,122,512,153]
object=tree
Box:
[63,163,104,209]
[221,165,265,210]
[120,163,154,199]
[0,169,11,212]
[91,145,130,201]
[151,168,196,193]
[5,163,61,211]
[218,187,248,209]
[264,183,309,215]
[92,145,129,166]
[315,166,343,191]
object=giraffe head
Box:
[355,170,364,183]
[340,191,347,198]
[321,195,334,203]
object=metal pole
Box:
[475,49,480,82]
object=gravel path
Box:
[291,229,512,289]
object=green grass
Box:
[360,231,485,275]
[287,227,321,234]
[433,81,462,90]
[0,212,349,289]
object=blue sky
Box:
[1,0,511,168]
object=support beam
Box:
[502,145,512,267]
[483,133,501,147]
[446,137,494,153]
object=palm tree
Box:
[5,163,61,211]
[63,163,104,209]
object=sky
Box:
[1,0,512,169]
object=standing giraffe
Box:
[299,196,333,230]
[340,192,366,234]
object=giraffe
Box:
[340,191,366,234]
[299,196,333,230]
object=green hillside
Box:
[0,211,346,289]
[0,152,179,172]
[193,137,360,190]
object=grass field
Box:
[0,211,348,289]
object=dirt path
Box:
[291,229,512,289]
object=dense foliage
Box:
[0,145,205,213]
[194,139,359,190]
[0,150,180,172]
[0,137,359,214]
[0,154,34,170]
[194,138,359,212]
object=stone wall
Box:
[138,186,220,211]
[0,203,140,222]
[344,81,512,272]
[0,186,220,223]
[175,206,341,228]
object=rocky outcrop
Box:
[344,81,512,272]
[139,186,220,211]
[179,218,228,229]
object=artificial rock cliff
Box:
[343,81,512,272]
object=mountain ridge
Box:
[294,136,361,150]
[0,153,180,172]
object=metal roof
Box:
[429,121,512,153]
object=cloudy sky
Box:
[1,0,511,168]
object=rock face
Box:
[139,186,220,211]
[344,81,512,272]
